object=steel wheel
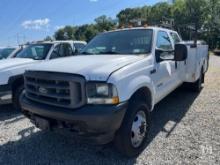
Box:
[131,110,147,148]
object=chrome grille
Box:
[24,71,86,109]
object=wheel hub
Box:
[131,110,147,148]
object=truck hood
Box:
[0,58,37,71]
[29,55,143,81]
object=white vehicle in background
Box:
[0,47,17,60]
[7,45,28,59]
[0,40,86,110]
[72,41,87,53]
[20,27,209,157]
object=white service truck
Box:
[20,27,209,157]
[0,40,86,110]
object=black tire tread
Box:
[13,85,24,111]
[114,98,150,157]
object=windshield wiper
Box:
[98,51,122,55]
[81,51,123,55]
[132,52,149,55]
[81,52,94,55]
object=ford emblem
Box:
[39,87,48,94]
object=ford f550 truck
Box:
[21,27,209,157]
[0,41,86,110]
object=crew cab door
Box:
[152,31,182,103]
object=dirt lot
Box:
[0,55,219,165]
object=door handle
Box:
[150,69,157,74]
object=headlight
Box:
[86,82,119,104]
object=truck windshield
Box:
[16,44,52,60]
[81,29,153,55]
[0,48,16,59]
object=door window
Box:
[50,44,73,59]
[63,43,73,56]
[156,31,173,50]
[50,44,60,59]
[156,31,174,62]
[74,43,86,52]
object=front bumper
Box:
[21,95,128,144]
[0,84,12,104]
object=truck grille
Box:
[24,71,86,109]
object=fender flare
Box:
[118,75,156,111]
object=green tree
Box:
[44,36,53,41]
[84,24,99,41]
[148,2,172,25]
[54,16,115,42]
[95,15,116,31]
[117,8,142,26]
[63,26,76,40]
[204,0,220,48]
[52,0,219,49]
[185,0,208,43]
[54,28,65,40]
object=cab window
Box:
[170,32,181,44]
[74,43,86,52]
[156,31,174,62]
[63,43,73,56]
[50,44,60,59]
[156,31,173,50]
[50,44,73,59]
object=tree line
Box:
[48,0,220,49]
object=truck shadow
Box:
[0,87,200,165]
[0,104,22,122]
[148,87,200,142]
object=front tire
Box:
[114,99,151,157]
[13,85,24,111]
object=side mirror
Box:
[155,48,174,63]
[174,44,187,61]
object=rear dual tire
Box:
[191,70,204,92]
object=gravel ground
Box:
[0,55,219,165]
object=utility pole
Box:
[23,34,26,44]
[16,33,20,45]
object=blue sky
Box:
[0,0,163,46]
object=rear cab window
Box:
[170,32,181,44]
[50,43,73,59]
[74,43,86,52]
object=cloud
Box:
[54,25,65,30]
[21,18,50,30]
[89,0,98,2]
